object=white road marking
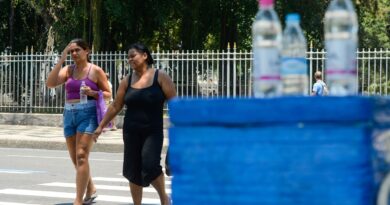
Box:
[40,182,171,194]
[93,177,171,185]
[0,189,160,204]
[0,202,40,205]
[7,155,122,162]
[0,169,46,174]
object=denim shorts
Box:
[63,100,98,138]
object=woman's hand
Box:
[81,86,98,98]
[61,43,72,60]
[92,126,103,143]
[46,43,72,88]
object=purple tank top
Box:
[65,64,99,100]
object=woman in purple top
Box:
[46,39,111,205]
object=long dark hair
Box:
[70,38,91,63]
[128,43,154,65]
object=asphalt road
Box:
[0,148,171,205]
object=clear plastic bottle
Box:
[324,0,358,95]
[252,0,282,98]
[281,13,308,95]
[80,81,87,104]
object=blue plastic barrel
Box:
[372,97,390,205]
[168,97,375,205]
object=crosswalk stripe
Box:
[93,177,172,185]
[0,189,160,204]
[7,155,122,162]
[0,189,73,199]
[0,202,40,205]
[40,182,171,194]
[0,169,46,174]
[93,177,129,182]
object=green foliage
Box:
[358,0,390,48]
[276,0,329,48]
[51,1,85,49]
[204,34,218,50]
[0,0,11,51]
[366,81,390,95]
[0,0,388,52]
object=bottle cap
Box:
[260,0,274,6]
[286,13,300,22]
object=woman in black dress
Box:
[93,43,176,205]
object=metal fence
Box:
[0,48,389,113]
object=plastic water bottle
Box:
[252,0,282,98]
[324,0,358,95]
[281,13,308,95]
[80,81,87,104]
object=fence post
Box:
[368,48,371,95]
[24,47,28,113]
[386,48,389,95]
[249,50,252,97]
[233,42,237,98]
[379,48,383,95]
[227,43,231,97]
[156,44,160,69]
[361,48,366,95]
[29,46,34,113]
[216,50,220,97]
[374,48,377,94]
[356,48,360,94]
[308,41,313,95]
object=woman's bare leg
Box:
[72,133,94,205]
[151,173,170,205]
[66,136,96,197]
[129,182,143,205]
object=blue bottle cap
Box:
[286,13,300,22]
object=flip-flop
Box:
[83,192,97,205]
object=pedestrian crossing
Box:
[0,174,172,205]
[40,182,171,194]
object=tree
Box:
[357,0,390,48]
[91,0,102,51]
[0,0,389,52]
[276,0,328,48]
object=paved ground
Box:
[0,125,169,153]
[0,148,171,204]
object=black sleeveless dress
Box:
[122,69,166,187]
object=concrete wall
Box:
[0,113,170,128]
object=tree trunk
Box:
[181,0,200,50]
[9,1,14,50]
[82,0,88,42]
[92,0,102,51]
[44,26,55,54]
[219,1,238,50]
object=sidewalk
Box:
[0,125,169,153]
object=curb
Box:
[0,139,169,153]
[0,139,123,153]
[0,124,169,153]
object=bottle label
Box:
[281,57,307,75]
[253,47,280,80]
[325,39,357,77]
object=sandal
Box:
[83,192,98,205]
